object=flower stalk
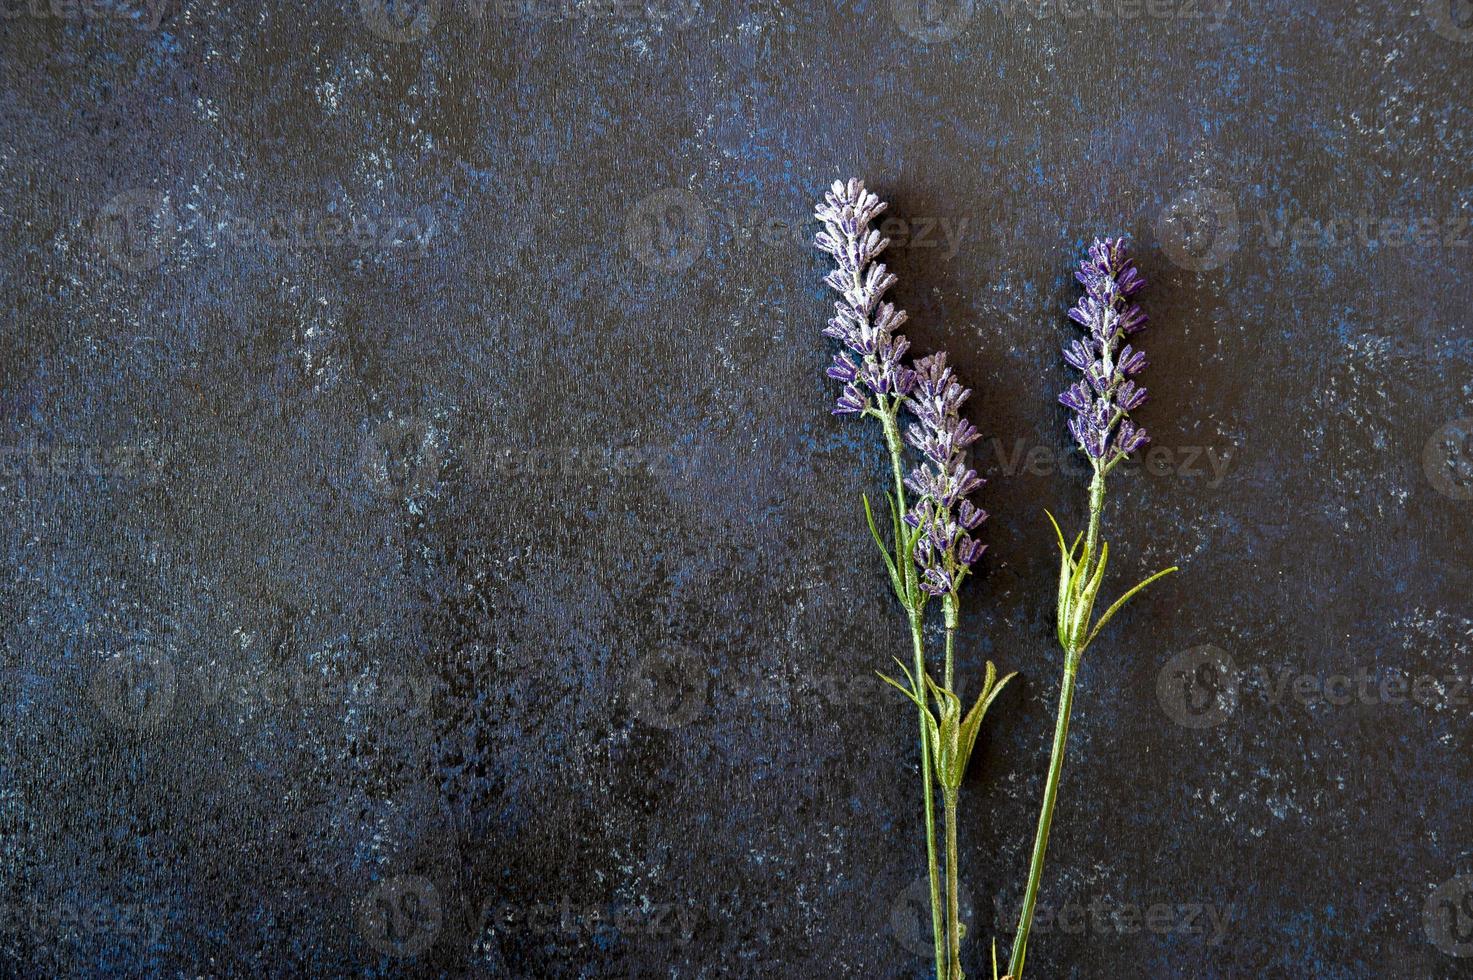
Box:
[1006,239,1179,979]
[815,179,1014,980]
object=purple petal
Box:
[1116,380,1148,411]
[1062,340,1093,371]
[1118,345,1148,376]
[826,353,859,383]
[1060,382,1092,413]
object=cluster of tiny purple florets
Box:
[1061,238,1151,463]
[814,179,916,414]
[904,354,986,596]
[815,178,986,596]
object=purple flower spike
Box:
[1061,237,1152,468]
[903,352,987,596]
[814,179,917,415]
[814,179,988,598]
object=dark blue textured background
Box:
[3,0,1473,976]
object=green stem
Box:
[945,789,961,980]
[943,594,958,693]
[881,405,912,531]
[913,616,946,979]
[882,405,947,979]
[1007,652,1079,980]
[1083,466,1106,561]
[1010,470,1108,979]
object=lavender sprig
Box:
[1006,238,1179,980]
[815,178,948,975]
[1059,237,1151,469]
[815,179,1013,980]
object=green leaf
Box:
[909,687,942,767]
[1044,508,1068,558]
[1084,564,1180,651]
[876,671,920,707]
[920,673,965,789]
[955,663,1016,782]
[977,664,1018,719]
[876,657,922,707]
[1067,537,1093,603]
[1070,540,1109,650]
[923,672,962,722]
[903,518,927,610]
[1046,512,1086,649]
[882,660,943,763]
[885,490,904,564]
[862,494,904,600]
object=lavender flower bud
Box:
[902,352,987,596]
[1060,237,1152,466]
[814,179,917,415]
